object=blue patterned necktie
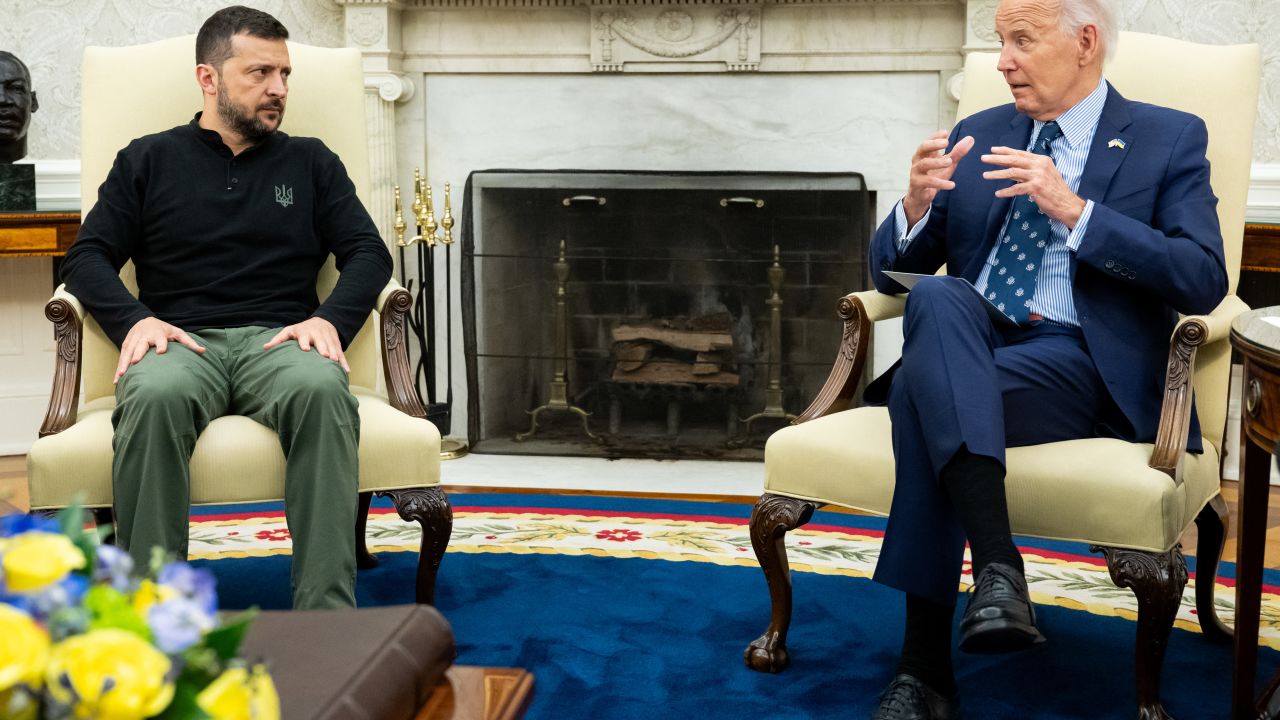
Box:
[985,120,1063,324]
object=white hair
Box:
[1059,0,1118,63]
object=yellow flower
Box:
[0,604,48,693]
[0,532,86,593]
[197,664,280,720]
[130,579,178,618]
[46,629,174,720]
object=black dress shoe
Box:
[958,561,1045,654]
[870,674,961,720]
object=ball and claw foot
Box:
[744,632,790,673]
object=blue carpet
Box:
[192,494,1277,719]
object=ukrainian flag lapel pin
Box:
[1108,138,1126,149]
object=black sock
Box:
[940,448,1023,580]
[895,593,957,696]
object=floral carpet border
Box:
[188,507,1277,649]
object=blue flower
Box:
[6,572,90,623]
[0,513,60,538]
[157,562,218,615]
[94,544,135,593]
[148,597,217,654]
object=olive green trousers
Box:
[112,326,359,609]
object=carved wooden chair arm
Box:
[39,284,86,438]
[793,290,906,424]
[378,278,427,419]
[1148,294,1249,479]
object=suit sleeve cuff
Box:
[894,200,931,252]
[1066,199,1094,252]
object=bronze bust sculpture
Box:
[0,51,38,164]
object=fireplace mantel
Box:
[340,0,975,75]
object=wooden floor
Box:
[6,454,1280,570]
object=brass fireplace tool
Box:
[515,238,600,442]
[730,244,796,447]
[392,172,467,459]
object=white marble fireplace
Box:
[340,0,986,439]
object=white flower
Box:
[998,267,1007,275]
[1013,211,1021,220]
[1037,240,1047,248]
[1017,253,1026,261]
[1026,263,1035,271]
[1021,221,1030,231]
[1006,277,1016,285]
[997,302,1006,311]
[1015,288,1024,297]
[1029,231,1037,239]
[1010,244,1019,252]
[988,292,997,300]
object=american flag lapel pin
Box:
[1108,138,1126,149]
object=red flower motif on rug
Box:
[255,528,291,542]
[595,529,642,542]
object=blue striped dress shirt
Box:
[894,78,1109,327]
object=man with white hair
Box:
[864,0,1225,716]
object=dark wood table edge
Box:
[1231,321,1279,719]
[415,666,534,720]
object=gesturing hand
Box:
[115,317,206,383]
[982,146,1087,229]
[263,316,350,373]
[903,131,976,227]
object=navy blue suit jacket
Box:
[868,84,1228,451]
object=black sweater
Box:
[61,115,393,348]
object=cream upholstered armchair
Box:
[745,33,1261,719]
[26,37,452,604]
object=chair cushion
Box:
[763,407,1220,553]
[26,389,440,510]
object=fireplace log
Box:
[611,325,733,353]
[693,350,731,375]
[615,341,653,372]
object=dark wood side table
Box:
[0,211,80,257]
[1231,306,1280,718]
[416,667,534,720]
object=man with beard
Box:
[0,51,38,164]
[59,6,392,610]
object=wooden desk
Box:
[417,667,534,720]
[1231,307,1280,718]
[0,211,79,257]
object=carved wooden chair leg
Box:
[355,491,379,570]
[379,487,453,605]
[1192,493,1232,642]
[1094,545,1188,720]
[744,493,818,673]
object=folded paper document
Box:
[881,271,1016,326]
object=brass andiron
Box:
[731,244,796,447]
[515,239,599,442]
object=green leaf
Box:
[56,499,97,578]
[154,680,214,720]
[205,608,259,662]
[83,585,152,640]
